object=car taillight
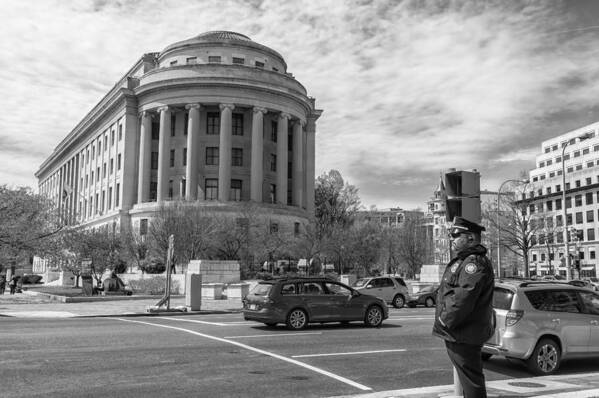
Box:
[505,310,524,326]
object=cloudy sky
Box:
[2,0,599,210]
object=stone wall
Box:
[187,260,240,283]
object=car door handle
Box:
[552,319,560,324]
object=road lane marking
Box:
[292,349,407,358]
[387,317,433,321]
[115,318,372,391]
[155,317,227,326]
[224,332,322,339]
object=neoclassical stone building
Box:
[35,31,322,235]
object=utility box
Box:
[81,275,94,296]
[185,273,202,311]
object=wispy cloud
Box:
[1,0,599,208]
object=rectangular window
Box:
[102,164,106,179]
[564,154,570,160]
[556,156,562,163]
[588,161,594,168]
[181,178,186,198]
[546,159,552,166]
[294,222,300,236]
[269,184,276,203]
[170,60,178,66]
[552,144,558,151]
[230,179,242,201]
[567,166,574,173]
[583,148,590,155]
[576,164,583,171]
[140,219,148,236]
[207,112,220,135]
[587,210,594,222]
[232,57,244,65]
[567,214,572,225]
[91,171,94,185]
[151,152,158,170]
[101,191,105,213]
[576,212,583,224]
[529,204,535,214]
[544,147,550,154]
[232,113,244,135]
[152,121,160,140]
[574,150,581,157]
[566,197,572,208]
[591,251,596,259]
[186,56,197,64]
[586,192,593,205]
[108,187,112,209]
[205,179,218,200]
[118,124,123,141]
[183,148,187,166]
[232,148,243,166]
[539,161,545,168]
[255,60,264,68]
[546,200,553,211]
[170,149,175,167]
[171,114,176,136]
[117,154,121,170]
[168,180,173,199]
[110,159,114,175]
[206,147,219,165]
[271,121,277,142]
[184,112,188,135]
[270,154,277,172]
[208,55,221,63]
[115,183,120,207]
[150,182,157,201]
[546,187,552,194]
[575,194,582,206]
[111,130,115,146]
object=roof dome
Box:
[195,31,252,42]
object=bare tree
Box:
[396,216,428,278]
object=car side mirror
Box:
[366,285,372,289]
[352,290,360,297]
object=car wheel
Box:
[425,297,435,307]
[392,294,405,308]
[526,338,561,375]
[364,305,384,327]
[481,353,492,361]
[264,322,277,328]
[286,309,308,330]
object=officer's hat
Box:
[449,216,485,236]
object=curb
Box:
[23,290,185,303]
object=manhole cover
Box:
[508,382,545,388]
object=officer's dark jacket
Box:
[432,244,495,345]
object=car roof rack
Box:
[517,281,573,288]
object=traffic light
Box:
[569,228,579,242]
[444,169,481,224]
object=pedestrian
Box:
[432,216,495,398]
[9,275,19,295]
[0,274,6,295]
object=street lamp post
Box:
[561,132,594,281]
[497,179,528,278]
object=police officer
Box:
[432,216,495,398]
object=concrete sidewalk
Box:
[0,290,243,317]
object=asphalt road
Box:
[2,307,599,397]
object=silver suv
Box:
[482,280,599,375]
[352,276,409,308]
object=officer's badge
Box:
[450,263,459,273]
[465,263,478,274]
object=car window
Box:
[281,283,297,295]
[579,291,599,315]
[493,287,515,310]
[301,282,324,295]
[325,282,352,296]
[394,277,407,287]
[251,283,273,296]
[380,278,393,287]
[525,290,581,313]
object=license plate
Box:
[248,304,257,310]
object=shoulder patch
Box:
[464,263,478,274]
[450,263,459,273]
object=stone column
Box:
[157,106,171,202]
[218,103,234,201]
[137,111,152,203]
[185,104,201,200]
[277,113,289,205]
[292,120,304,208]
[305,116,317,215]
[250,107,266,202]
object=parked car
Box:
[243,277,389,329]
[568,279,595,289]
[583,277,599,291]
[407,285,438,308]
[482,280,599,375]
[352,276,409,308]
